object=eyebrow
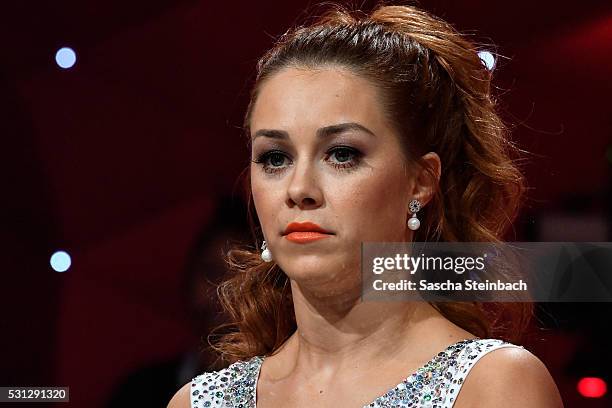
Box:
[251,122,376,141]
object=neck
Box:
[267,279,472,377]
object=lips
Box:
[283,221,333,244]
[283,221,333,235]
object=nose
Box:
[286,158,323,209]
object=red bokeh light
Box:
[577,377,607,398]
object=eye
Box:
[326,146,363,170]
[252,146,363,175]
[252,150,291,174]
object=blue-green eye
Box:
[252,150,291,174]
[327,146,362,169]
[252,146,363,174]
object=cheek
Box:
[333,168,408,241]
[251,170,284,235]
[250,170,264,207]
[251,171,270,227]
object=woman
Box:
[169,2,563,407]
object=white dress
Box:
[189,338,524,407]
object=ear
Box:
[409,152,441,208]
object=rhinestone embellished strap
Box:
[190,356,263,408]
[439,339,525,408]
[189,339,524,408]
[362,338,478,407]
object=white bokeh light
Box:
[55,47,77,69]
[477,50,496,71]
[50,250,71,272]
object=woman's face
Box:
[249,66,422,289]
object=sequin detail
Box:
[189,338,524,408]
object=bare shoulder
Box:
[167,380,191,408]
[455,345,564,408]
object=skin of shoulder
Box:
[167,380,191,408]
[454,346,564,408]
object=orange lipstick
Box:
[283,221,333,244]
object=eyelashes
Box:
[252,146,364,175]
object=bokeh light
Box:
[478,50,496,71]
[577,377,607,398]
[55,47,77,69]
[50,250,71,272]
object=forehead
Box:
[250,66,389,134]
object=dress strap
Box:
[441,338,525,408]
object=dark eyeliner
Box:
[252,145,363,174]
[326,145,363,169]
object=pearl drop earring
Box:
[260,240,273,262]
[407,199,421,231]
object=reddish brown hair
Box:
[207,1,533,366]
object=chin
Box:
[283,256,357,282]
[280,255,326,274]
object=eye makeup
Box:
[252,144,364,175]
